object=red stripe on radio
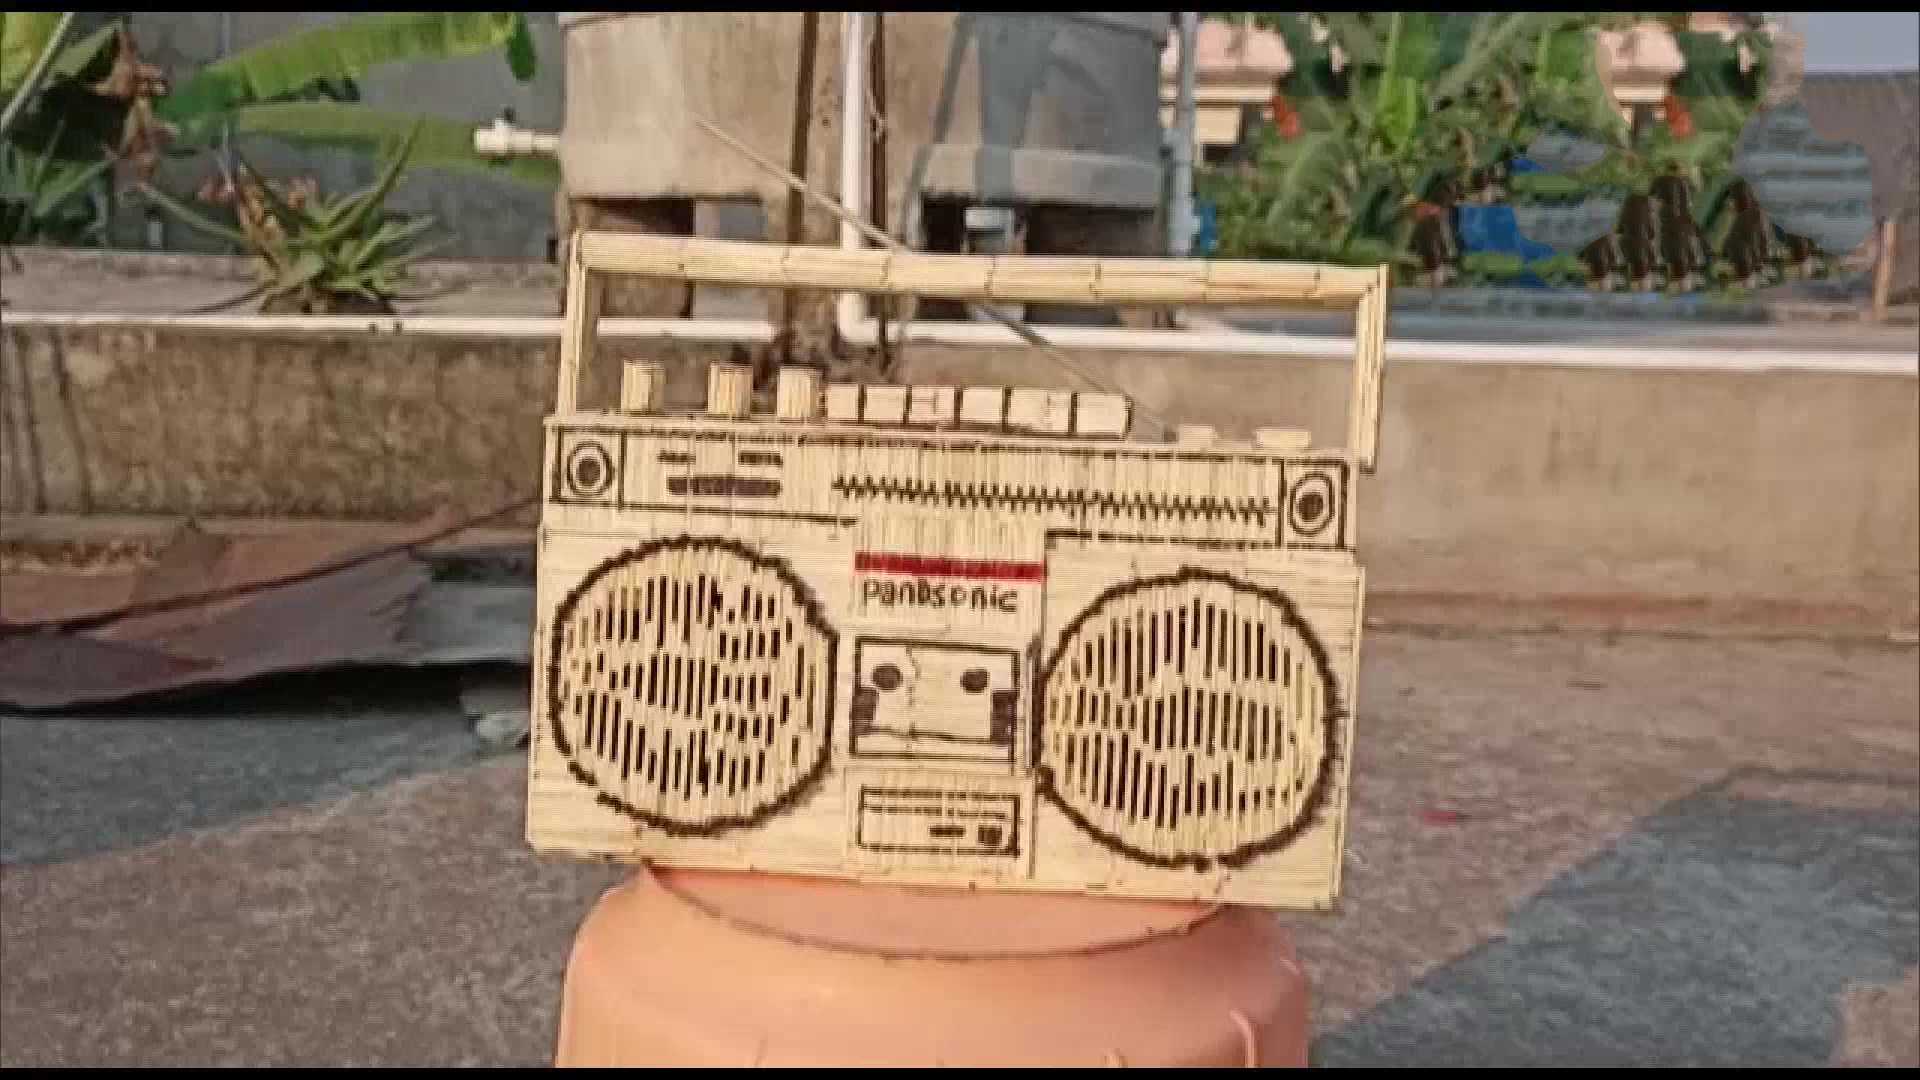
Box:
[855,552,1046,583]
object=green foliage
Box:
[0,12,66,95]
[155,13,553,188]
[1527,119,1739,204]
[503,15,538,83]
[1670,28,1770,100]
[1,21,122,165]
[1460,250,1524,283]
[1195,11,1775,294]
[144,124,439,313]
[1527,25,1630,147]
[1507,170,1589,200]
[1198,13,1651,272]
[4,11,551,217]
[1,15,112,245]
[1526,251,1587,287]
[0,138,106,245]
[158,13,535,134]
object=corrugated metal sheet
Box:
[0,520,439,711]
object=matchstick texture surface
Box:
[530,236,1387,907]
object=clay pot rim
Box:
[650,863,1229,962]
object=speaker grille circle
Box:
[1038,569,1340,869]
[545,536,837,836]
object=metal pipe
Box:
[0,312,776,342]
[1168,11,1199,258]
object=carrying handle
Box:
[556,233,1390,470]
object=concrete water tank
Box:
[556,12,1171,322]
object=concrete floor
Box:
[1,629,1913,1067]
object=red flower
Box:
[1663,93,1693,140]
[1268,90,1301,140]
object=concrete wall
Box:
[125,12,565,260]
[3,324,1913,630]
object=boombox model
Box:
[528,233,1389,908]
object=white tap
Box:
[473,117,559,158]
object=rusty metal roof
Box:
[0,520,440,711]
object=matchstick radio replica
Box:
[529,233,1389,907]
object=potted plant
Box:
[142,125,440,315]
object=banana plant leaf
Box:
[44,23,117,85]
[1430,13,1561,104]
[158,12,534,125]
[5,78,127,163]
[1,24,135,167]
[1372,74,1423,153]
[1,12,64,95]
[1427,13,1479,83]
[0,18,117,100]
[1382,12,1443,81]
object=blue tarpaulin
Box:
[1455,166,1559,288]
[1454,204,1558,263]
[1194,200,1219,256]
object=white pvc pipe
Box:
[4,309,1911,375]
[836,11,872,338]
[0,312,774,342]
[473,119,560,158]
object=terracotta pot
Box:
[555,866,1311,1067]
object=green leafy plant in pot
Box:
[142,124,439,314]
